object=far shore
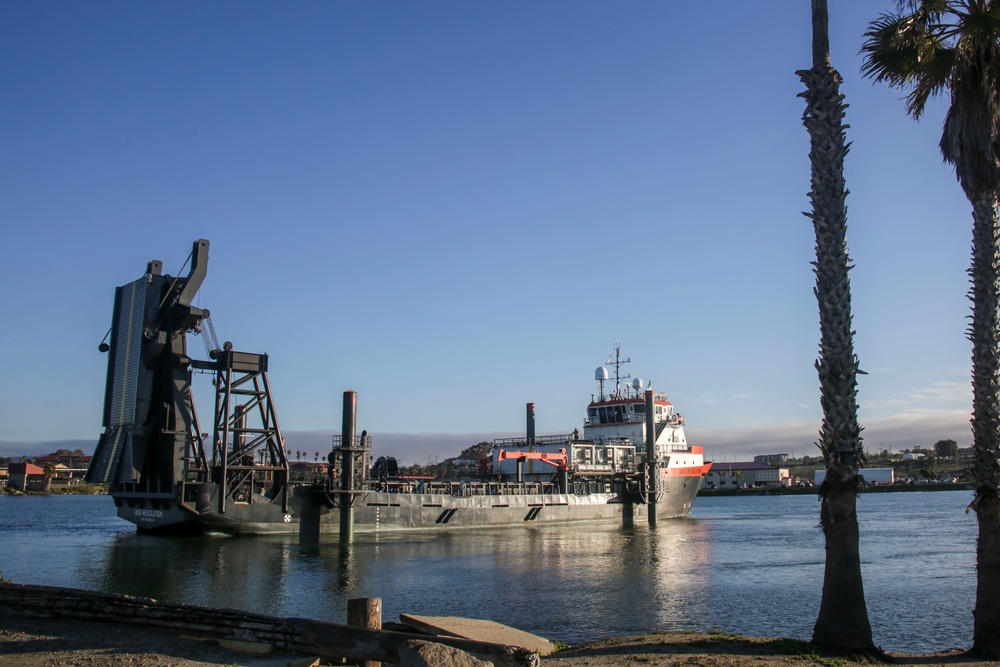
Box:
[700,481,973,496]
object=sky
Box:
[0,1,977,464]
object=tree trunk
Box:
[969,192,1000,658]
[974,494,1000,658]
[815,476,871,650]
[798,0,874,653]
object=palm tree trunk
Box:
[815,477,871,648]
[798,0,874,653]
[969,192,1000,658]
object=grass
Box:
[687,629,754,647]
[768,638,849,667]
[706,629,752,641]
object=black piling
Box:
[558,468,569,494]
[526,402,535,447]
[522,402,535,485]
[645,388,657,526]
[622,499,634,527]
[340,390,357,542]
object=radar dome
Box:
[595,367,609,381]
[632,378,643,390]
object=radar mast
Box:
[606,343,631,399]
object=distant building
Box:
[753,453,788,465]
[702,462,790,489]
[8,462,45,492]
[815,467,895,485]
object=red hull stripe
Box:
[667,464,713,477]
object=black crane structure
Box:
[87,239,290,529]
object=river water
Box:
[0,490,976,653]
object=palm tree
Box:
[797,0,876,653]
[42,463,56,493]
[861,1,1000,657]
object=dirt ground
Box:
[1,617,996,667]
[540,632,990,667]
[0,617,324,667]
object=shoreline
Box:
[0,583,990,667]
[1,616,992,667]
[699,481,973,496]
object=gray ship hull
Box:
[147,475,704,536]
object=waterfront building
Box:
[701,461,791,489]
[7,462,44,492]
[753,453,788,465]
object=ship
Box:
[87,239,711,535]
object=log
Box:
[289,617,539,667]
[0,583,539,667]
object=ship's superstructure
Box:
[87,240,711,536]
[489,345,709,519]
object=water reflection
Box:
[75,520,712,642]
[1,493,978,652]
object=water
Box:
[0,491,976,653]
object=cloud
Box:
[2,411,973,466]
[686,391,755,406]
[697,409,972,460]
[865,381,970,414]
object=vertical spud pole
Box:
[340,390,357,542]
[645,389,657,526]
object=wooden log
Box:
[348,597,382,667]
[287,617,539,667]
[0,583,294,643]
[0,583,540,667]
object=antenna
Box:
[606,343,630,399]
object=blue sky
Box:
[0,1,975,464]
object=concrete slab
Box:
[399,614,554,656]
